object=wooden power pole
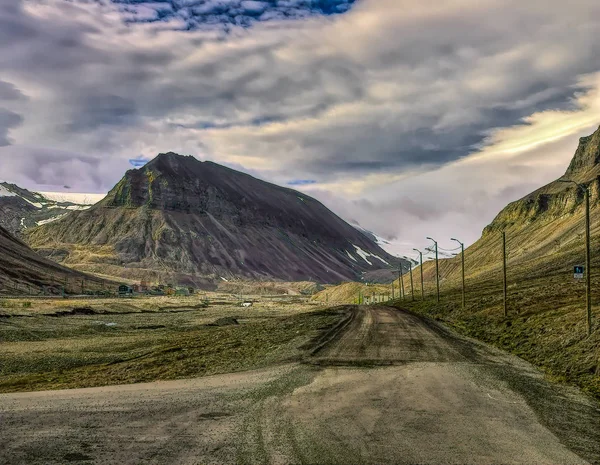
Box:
[413,249,424,300]
[409,262,414,301]
[503,231,507,317]
[585,187,592,335]
[451,238,465,309]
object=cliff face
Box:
[443,125,600,282]
[484,126,600,236]
[28,153,404,284]
[564,128,600,178]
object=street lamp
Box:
[413,248,424,300]
[451,238,465,309]
[426,237,440,302]
[404,256,415,301]
[559,179,592,336]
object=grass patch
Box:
[0,298,343,393]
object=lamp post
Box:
[451,238,465,309]
[413,248,424,300]
[426,237,440,302]
[559,179,592,336]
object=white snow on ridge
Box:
[22,197,43,208]
[37,214,66,226]
[346,250,357,262]
[40,191,105,205]
[353,244,390,266]
[0,185,16,197]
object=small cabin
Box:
[118,284,133,297]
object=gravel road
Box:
[1,305,599,464]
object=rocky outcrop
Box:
[564,126,600,178]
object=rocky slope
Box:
[407,125,600,286]
[0,183,91,236]
[0,224,104,295]
[28,153,404,285]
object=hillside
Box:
[396,125,600,291]
[27,153,405,285]
[0,183,91,236]
[0,224,104,295]
[389,125,600,399]
[311,281,396,304]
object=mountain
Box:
[410,125,600,286]
[27,153,405,285]
[0,182,92,236]
[0,224,105,295]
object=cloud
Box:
[0,80,27,101]
[0,108,23,146]
[0,0,599,253]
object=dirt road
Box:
[1,306,599,464]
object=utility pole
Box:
[409,262,414,301]
[399,267,405,300]
[560,179,592,335]
[427,237,440,302]
[502,231,507,317]
[585,187,592,335]
[451,238,465,309]
[413,248,424,300]
[391,281,395,300]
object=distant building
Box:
[118,284,133,297]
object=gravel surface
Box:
[1,305,598,464]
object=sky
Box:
[0,0,599,260]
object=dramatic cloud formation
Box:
[0,0,598,255]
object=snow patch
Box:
[37,214,66,226]
[22,197,43,208]
[346,250,357,262]
[353,244,390,266]
[0,185,16,197]
[220,277,229,282]
[39,191,104,205]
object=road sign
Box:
[574,265,584,279]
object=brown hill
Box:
[396,125,600,293]
[27,153,405,285]
[0,224,104,295]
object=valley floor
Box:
[1,306,599,465]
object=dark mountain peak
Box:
[564,125,600,178]
[31,151,404,284]
[151,151,194,164]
